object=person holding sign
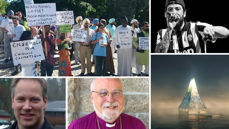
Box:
[133,21,149,76]
[40,25,56,76]
[114,16,133,76]
[91,23,110,76]
[56,33,72,76]
[78,18,95,76]
[72,16,83,65]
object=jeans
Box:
[95,56,106,76]
[41,61,54,76]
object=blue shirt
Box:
[92,32,110,57]
[90,25,97,30]
[106,24,116,37]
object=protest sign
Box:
[72,29,87,42]
[56,11,74,25]
[117,29,132,49]
[59,25,72,33]
[139,37,149,50]
[11,39,45,66]
[24,0,34,5]
[25,3,57,26]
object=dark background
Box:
[151,0,229,53]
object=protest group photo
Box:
[0,0,150,76]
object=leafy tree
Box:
[0,0,9,14]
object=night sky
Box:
[151,55,229,115]
[151,0,229,53]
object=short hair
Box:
[82,18,90,26]
[11,16,19,20]
[11,78,47,100]
[143,21,149,26]
[98,23,105,28]
[100,19,107,26]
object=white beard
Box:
[93,102,124,123]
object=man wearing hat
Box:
[0,10,14,64]
[155,0,229,53]
[106,18,116,56]
[90,18,99,30]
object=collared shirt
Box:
[83,28,95,45]
[106,24,116,37]
[90,25,98,31]
[68,111,146,129]
[16,120,45,129]
[12,24,25,41]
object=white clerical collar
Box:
[106,122,116,128]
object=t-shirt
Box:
[0,17,14,35]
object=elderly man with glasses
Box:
[68,78,146,129]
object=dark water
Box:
[151,114,229,129]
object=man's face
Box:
[84,21,89,29]
[121,19,128,27]
[44,26,50,34]
[91,79,124,123]
[12,19,18,26]
[165,4,186,29]
[12,79,47,129]
[143,23,149,32]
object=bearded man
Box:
[68,78,146,129]
[155,0,229,53]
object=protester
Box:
[114,16,133,76]
[130,19,140,72]
[0,10,14,64]
[91,23,110,76]
[56,33,72,76]
[72,16,83,65]
[90,18,99,30]
[100,19,115,76]
[133,21,149,76]
[78,18,95,76]
[40,25,56,76]
[106,18,116,54]
[12,16,25,41]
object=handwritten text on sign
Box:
[72,29,87,42]
[56,11,74,25]
[25,3,57,26]
[139,37,149,50]
[118,29,132,49]
[11,39,45,66]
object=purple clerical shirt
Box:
[68,112,146,129]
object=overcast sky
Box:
[151,55,229,115]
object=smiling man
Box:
[68,78,146,129]
[7,78,55,129]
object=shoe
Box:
[79,73,84,76]
[86,73,93,76]
[4,59,9,63]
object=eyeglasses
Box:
[91,89,123,98]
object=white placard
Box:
[11,39,45,66]
[56,11,74,25]
[118,29,132,48]
[139,37,149,50]
[25,3,57,26]
[72,29,87,42]
[24,0,34,5]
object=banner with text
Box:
[59,25,72,33]
[25,3,57,26]
[72,29,87,42]
[56,11,74,25]
[117,29,132,49]
[139,37,149,50]
[24,0,34,5]
[11,39,45,66]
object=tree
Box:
[0,0,9,14]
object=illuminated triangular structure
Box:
[179,78,207,114]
